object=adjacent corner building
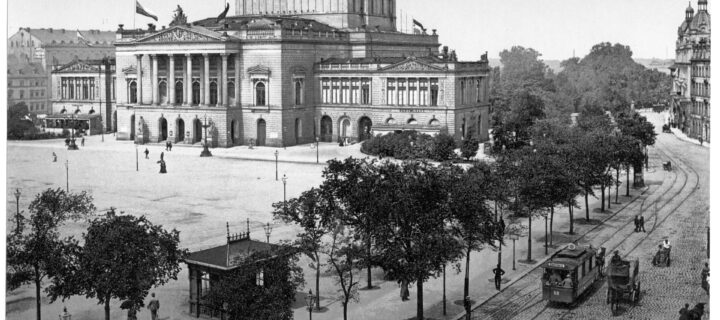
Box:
[114,0,491,148]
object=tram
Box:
[541,244,602,304]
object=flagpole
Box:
[133,0,136,30]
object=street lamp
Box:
[282,174,288,204]
[315,136,319,164]
[274,150,279,181]
[65,160,69,192]
[200,115,213,157]
[67,113,79,150]
[304,290,316,320]
[14,189,21,234]
[135,144,139,172]
[509,232,519,271]
[263,222,273,243]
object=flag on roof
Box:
[76,30,92,46]
[136,0,158,21]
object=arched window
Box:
[159,80,168,104]
[407,118,418,125]
[129,80,137,103]
[228,81,235,100]
[429,119,441,127]
[256,82,266,106]
[295,80,303,105]
[386,118,396,125]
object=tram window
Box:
[581,262,586,277]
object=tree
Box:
[460,138,480,160]
[7,102,34,139]
[491,90,546,152]
[6,188,95,320]
[52,211,186,320]
[205,247,304,320]
[616,111,657,187]
[272,187,335,310]
[325,225,363,320]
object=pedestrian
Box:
[144,148,149,159]
[699,136,704,146]
[126,303,137,320]
[662,239,671,249]
[701,262,709,293]
[147,293,160,320]
[81,136,85,146]
[52,152,57,162]
[634,215,640,232]
[399,279,410,301]
[165,141,169,151]
[499,217,506,235]
[638,215,646,232]
[679,303,690,320]
[65,137,70,146]
[492,264,505,290]
[169,141,172,151]
[160,152,164,162]
[688,303,705,320]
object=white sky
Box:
[3,0,707,60]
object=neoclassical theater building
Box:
[115,0,490,147]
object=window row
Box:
[459,77,486,105]
[691,82,710,97]
[28,103,45,112]
[386,78,439,106]
[61,77,97,100]
[9,80,46,87]
[692,65,710,78]
[692,100,710,118]
[321,78,371,105]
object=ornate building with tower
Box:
[114,1,490,147]
[670,0,710,143]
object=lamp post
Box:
[282,174,287,204]
[263,222,273,243]
[304,290,316,320]
[315,136,319,164]
[135,144,139,172]
[14,189,21,234]
[67,113,79,150]
[200,115,213,157]
[274,150,279,181]
[509,233,519,271]
[65,160,69,192]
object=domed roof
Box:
[687,3,695,13]
[691,10,711,32]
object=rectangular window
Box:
[387,79,396,105]
[398,79,406,105]
[419,79,428,106]
[351,79,360,104]
[361,78,370,105]
[341,78,350,104]
[331,79,340,104]
[430,79,439,106]
[322,78,330,104]
[460,80,466,105]
[201,271,210,297]
[256,269,264,287]
[408,79,417,105]
[476,79,482,103]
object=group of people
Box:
[545,270,574,288]
[701,262,709,295]
[63,136,85,147]
[634,215,646,232]
[126,292,160,320]
[652,239,672,266]
[678,302,706,320]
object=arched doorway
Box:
[257,119,267,146]
[159,117,168,141]
[320,116,333,142]
[358,117,373,142]
[175,80,184,105]
[340,118,351,142]
[130,114,135,140]
[294,118,301,145]
[176,118,185,142]
[192,81,200,105]
[129,81,138,103]
[193,119,202,143]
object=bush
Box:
[461,138,480,160]
[429,133,456,162]
[361,131,457,162]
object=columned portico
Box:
[151,54,159,105]
[203,54,210,106]
[136,54,143,105]
[221,54,229,107]
[185,54,193,106]
[169,54,176,105]
[234,54,241,106]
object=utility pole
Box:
[65,160,69,191]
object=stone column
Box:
[221,54,229,107]
[168,54,176,105]
[136,55,143,105]
[151,54,159,105]
[234,53,241,107]
[185,54,192,106]
[199,56,205,106]
[203,54,211,106]
[416,78,421,106]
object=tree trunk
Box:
[464,248,470,303]
[549,207,554,246]
[527,215,532,261]
[343,301,348,320]
[316,252,321,309]
[616,168,620,203]
[626,165,631,196]
[34,266,41,320]
[585,191,590,220]
[600,185,605,212]
[568,201,574,234]
[607,184,611,210]
[366,238,372,289]
[417,278,424,320]
[104,296,111,320]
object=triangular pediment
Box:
[136,26,223,43]
[380,58,446,72]
[55,61,100,73]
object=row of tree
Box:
[6,189,187,320]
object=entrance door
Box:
[257,119,266,146]
[294,118,301,145]
[177,119,185,142]
[358,117,373,142]
[130,114,135,140]
[320,116,332,142]
[340,119,351,141]
[193,119,202,143]
[230,120,237,145]
[159,117,168,141]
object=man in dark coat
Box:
[701,262,710,294]
[688,303,705,320]
[144,148,149,159]
[638,215,646,232]
[679,303,690,320]
[634,215,640,232]
[493,264,505,290]
[147,293,160,320]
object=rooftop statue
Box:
[170,5,188,26]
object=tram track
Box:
[530,138,701,320]
[469,139,698,320]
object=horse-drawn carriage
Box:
[541,245,602,305]
[606,254,640,315]
[662,124,671,133]
[652,245,672,267]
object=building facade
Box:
[114,1,490,148]
[7,63,48,113]
[670,0,710,143]
[7,28,115,115]
[48,59,117,134]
